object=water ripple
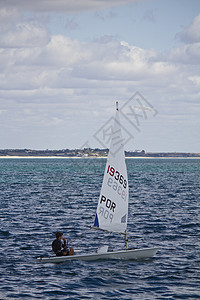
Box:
[0,158,199,299]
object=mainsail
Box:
[94,102,129,233]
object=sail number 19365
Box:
[107,165,127,189]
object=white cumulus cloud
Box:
[0,7,20,32]
[177,13,200,43]
[0,23,50,48]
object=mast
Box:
[125,230,129,249]
[116,101,119,111]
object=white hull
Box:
[37,247,159,263]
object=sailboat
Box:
[37,102,159,263]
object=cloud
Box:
[0,7,20,32]
[0,14,198,91]
[177,13,200,43]
[0,7,199,151]
[0,32,178,92]
[0,0,143,13]
[189,75,200,86]
[0,23,50,48]
[69,40,176,83]
[156,14,200,66]
[168,42,200,65]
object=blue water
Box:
[0,158,199,299]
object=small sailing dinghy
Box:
[37,102,159,263]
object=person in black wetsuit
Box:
[52,232,74,256]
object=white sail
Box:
[94,103,129,233]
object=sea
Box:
[0,158,199,299]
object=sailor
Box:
[52,232,74,256]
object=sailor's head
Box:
[55,231,63,239]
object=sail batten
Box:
[93,103,129,234]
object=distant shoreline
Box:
[0,156,200,159]
[0,148,199,158]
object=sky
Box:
[0,0,200,152]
